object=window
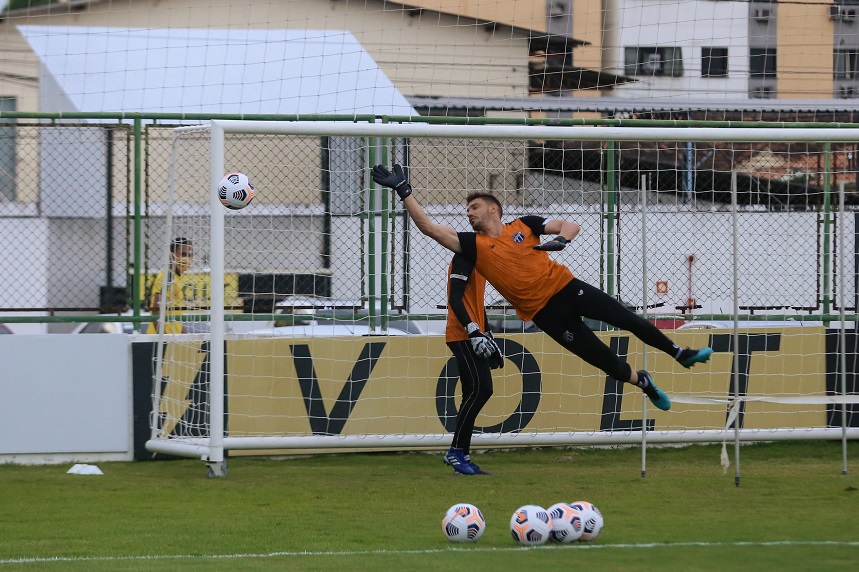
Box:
[834,49,859,79]
[702,47,729,77]
[750,48,776,78]
[624,47,684,77]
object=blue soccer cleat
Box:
[638,370,671,411]
[678,347,713,368]
[464,454,493,476]
[444,448,476,475]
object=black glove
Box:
[485,331,504,370]
[371,164,412,200]
[533,236,569,252]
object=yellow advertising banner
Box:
[204,328,829,440]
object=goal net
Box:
[147,120,859,467]
[13,1,859,117]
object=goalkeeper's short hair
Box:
[465,191,502,217]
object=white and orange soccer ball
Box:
[509,504,551,545]
[547,502,585,543]
[442,503,486,543]
[569,500,604,540]
[217,172,255,210]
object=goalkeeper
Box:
[444,253,502,476]
[373,164,712,411]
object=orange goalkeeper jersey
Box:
[458,217,574,321]
[445,256,488,343]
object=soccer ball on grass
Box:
[442,503,486,543]
[509,504,551,545]
[569,500,604,540]
[217,172,255,210]
[547,502,585,543]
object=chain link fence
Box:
[0,123,132,317]
[1,117,857,331]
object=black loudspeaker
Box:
[99,286,129,313]
[237,273,332,313]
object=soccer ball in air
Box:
[509,504,551,545]
[217,172,255,210]
[569,500,604,540]
[547,502,585,543]
[442,503,486,543]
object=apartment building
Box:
[606,0,859,100]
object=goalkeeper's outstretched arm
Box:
[372,164,462,254]
[402,195,462,253]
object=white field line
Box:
[2,541,858,565]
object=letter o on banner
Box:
[435,338,542,434]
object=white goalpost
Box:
[146,120,859,475]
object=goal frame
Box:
[145,120,859,474]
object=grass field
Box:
[1,441,858,571]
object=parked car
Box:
[677,319,823,330]
[236,296,430,336]
[70,311,210,334]
[71,321,137,334]
[243,320,414,337]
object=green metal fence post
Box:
[132,117,143,330]
[605,140,618,298]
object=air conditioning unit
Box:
[829,5,854,21]
[642,52,662,73]
[838,86,855,98]
[548,0,569,18]
[753,8,772,21]
[751,86,775,99]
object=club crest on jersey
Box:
[512,231,525,243]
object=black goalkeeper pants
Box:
[447,340,494,454]
[532,278,679,384]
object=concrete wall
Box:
[778,0,834,98]
[404,0,546,32]
[0,334,131,463]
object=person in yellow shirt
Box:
[147,238,193,334]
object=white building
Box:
[605,0,752,101]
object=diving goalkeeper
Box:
[372,164,712,411]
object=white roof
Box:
[18,26,416,115]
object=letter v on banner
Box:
[289,342,386,435]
